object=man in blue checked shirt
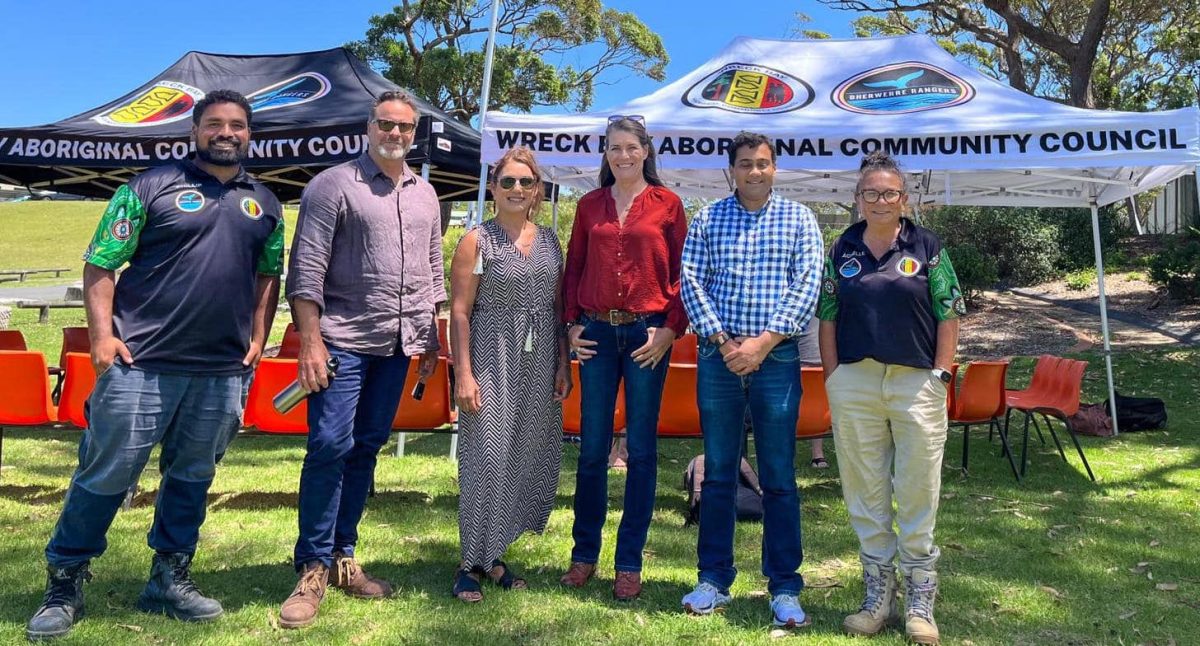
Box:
[679,131,824,629]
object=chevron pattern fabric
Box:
[457,219,565,569]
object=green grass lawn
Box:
[0,202,299,288]
[0,348,1197,645]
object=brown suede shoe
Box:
[279,562,328,629]
[613,571,642,601]
[559,562,596,588]
[330,551,394,599]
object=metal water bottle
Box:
[273,356,339,413]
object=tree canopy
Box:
[349,0,669,123]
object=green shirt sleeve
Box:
[256,217,285,276]
[929,248,967,321]
[82,184,147,270]
[816,254,839,321]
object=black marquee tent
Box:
[0,48,482,201]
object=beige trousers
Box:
[826,358,948,574]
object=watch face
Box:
[937,370,952,383]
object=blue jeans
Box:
[45,364,248,567]
[695,338,804,595]
[294,345,409,569]
[570,313,670,572]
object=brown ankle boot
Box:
[279,562,328,629]
[559,562,596,588]
[330,551,394,599]
[904,568,940,645]
[613,571,642,601]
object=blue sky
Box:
[0,1,858,127]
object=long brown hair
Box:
[491,146,544,219]
[598,118,664,188]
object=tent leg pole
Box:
[420,163,430,182]
[471,0,503,228]
[551,184,559,231]
[1090,201,1120,436]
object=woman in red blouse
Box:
[558,116,688,601]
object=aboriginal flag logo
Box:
[92,81,206,128]
[240,197,263,220]
[833,62,974,115]
[682,63,813,114]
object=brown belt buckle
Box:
[608,309,623,325]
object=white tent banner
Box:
[482,35,1199,207]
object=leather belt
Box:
[585,309,646,326]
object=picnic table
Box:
[15,299,85,323]
[0,268,71,282]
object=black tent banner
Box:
[0,48,482,201]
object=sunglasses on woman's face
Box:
[497,176,537,190]
[372,119,416,134]
[607,114,645,125]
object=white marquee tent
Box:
[480,34,1200,438]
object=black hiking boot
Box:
[135,553,223,622]
[26,562,91,641]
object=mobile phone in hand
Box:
[411,381,426,401]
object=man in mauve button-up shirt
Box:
[280,90,445,630]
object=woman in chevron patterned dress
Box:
[447,146,572,602]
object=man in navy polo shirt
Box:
[26,90,284,641]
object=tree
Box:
[349,1,669,123]
[816,0,1200,110]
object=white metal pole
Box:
[421,162,430,181]
[551,182,559,230]
[471,0,503,228]
[1090,198,1120,435]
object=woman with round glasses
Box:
[816,151,965,644]
[558,116,688,601]
[448,146,571,602]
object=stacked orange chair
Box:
[0,350,57,477]
[391,357,454,430]
[277,324,302,359]
[0,329,28,350]
[562,361,627,435]
[57,353,97,429]
[796,366,832,440]
[244,358,309,433]
[51,327,90,402]
[1006,357,1095,481]
[950,360,1019,480]
[657,360,701,438]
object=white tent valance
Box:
[482,34,1199,207]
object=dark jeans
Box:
[570,313,670,572]
[45,364,248,567]
[695,338,804,595]
[293,345,409,569]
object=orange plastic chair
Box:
[0,330,28,351]
[436,318,451,359]
[0,350,57,477]
[57,353,96,429]
[796,366,832,439]
[1008,358,1094,481]
[562,361,627,435]
[244,358,308,433]
[277,324,302,359]
[671,334,698,364]
[656,361,701,437]
[51,327,91,402]
[392,357,453,430]
[950,360,1019,480]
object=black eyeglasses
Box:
[372,119,416,134]
[608,114,645,125]
[497,176,537,190]
[857,189,906,204]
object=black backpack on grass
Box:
[683,454,764,526]
[1105,391,1168,431]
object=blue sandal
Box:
[452,567,483,602]
[487,560,527,590]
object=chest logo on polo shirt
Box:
[240,197,264,220]
[896,256,922,277]
[174,190,206,213]
[839,258,862,278]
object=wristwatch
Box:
[931,368,953,384]
[711,331,732,347]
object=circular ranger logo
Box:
[247,72,332,113]
[832,62,974,115]
[682,63,814,114]
[240,197,264,220]
[896,256,922,277]
[839,258,863,278]
[110,218,133,241]
[92,81,206,128]
[175,190,206,213]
